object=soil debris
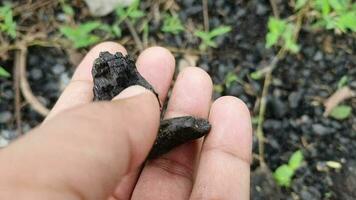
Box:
[323,86,355,116]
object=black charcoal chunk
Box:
[148,116,211,159]
[92,51,211,159]
[92,51,157,101]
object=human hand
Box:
[0,42,252,200]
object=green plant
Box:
[0,3,16,39]
[213,84,224,93]
[224,72,239,88]
[297,0,356,33]
[337,75,348,88]
[115,0,144,23]
[99,23,122,38]
[60,21,102,48]
[161,14,184,34]
[194,26,231,51]
[0,66,10,78]
[250,70,264,80]
[330,105,352,120]
[265,17,299,53]
[60,0,74,17]
[273,150,304,187]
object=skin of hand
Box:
[0,42,252,200]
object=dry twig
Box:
[269,0,280,18]
[13,49,22,135]
[124,19,144,52]
[324,86,356,116]
[17,45,50,117]
[202,0,209,32]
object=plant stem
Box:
[256,50,284,167]
[255,3,308,167]
[269,0,280,18]
[124,19,144,52]
[202,0,209,32]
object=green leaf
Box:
[116,0,143,22]
[337,75,348,88]
[282,24,300,53]
[265,17,287,48]
[288,150,304,171]
[266,32,279,48]
[0,3,16,38]
[330,105,352,120]
[195,26,230,51]
[78,21,101,33]
[225,72,238,88]
[128,10,144,19]
[62,4,74,16]
[194,31,210,40]
[111,25,122,37]
[328,0,349,11]
[250,70,264,80]
[195,30,214,50]
[213,84,224,93]
[322,0,331,16]
[209,26,231,37]
[162,14,184,34]
[60,21,102,48]
[268,17,286,34]
[336,11,356,32]
[115,7,128,22]
[295,0,308,10]
[0,66,10,77]
[273,164,294,187]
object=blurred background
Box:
[0,0,355,199]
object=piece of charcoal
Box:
[148,116,211,159]
[92,51,211,158]
[92,51,158,101]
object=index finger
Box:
[46,42,127,120]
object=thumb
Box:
[0,86,160,200]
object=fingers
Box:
[132,67,213,200]
[0,86,160,200]
[190,96,252,200]
[111,47,175,199]
[136,46,175,104]
[45,42,127,121]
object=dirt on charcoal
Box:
[92,51,211,159]
[92,51,158,101]
[148,116,211,159]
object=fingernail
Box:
[113,85,149,100]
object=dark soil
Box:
[0,0,355,199]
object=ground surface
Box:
[0,0,355,199]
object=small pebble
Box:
[0,111,12,123]
[256,4,268,15]
[52,64,66,75]
[0,136,9,148]
[30,68,43,80]
[59,73,71,91]
[313,51,323,61]
[288,91,303,108]
[312,124,334,136]
[1,129,18,140]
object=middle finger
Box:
[132,67,213,200]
